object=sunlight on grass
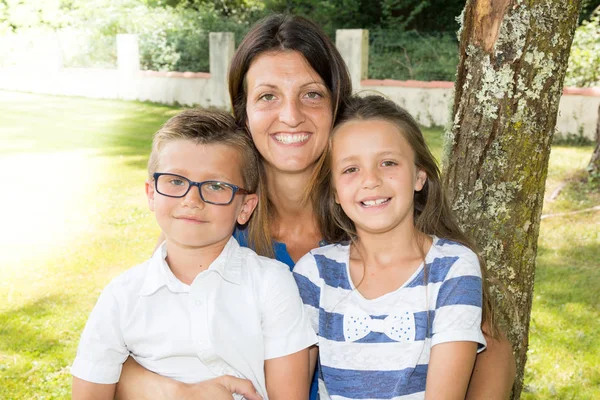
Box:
[0,91,598,398]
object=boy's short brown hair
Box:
[147,108,260,193]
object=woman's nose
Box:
[278,97,305,127]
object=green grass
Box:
[0,91,598,398]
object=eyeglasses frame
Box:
[152,172,249,205]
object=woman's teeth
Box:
[273,133,310,144]
[361,198,390,207]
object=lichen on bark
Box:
[443,0,582,397]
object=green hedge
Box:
[368,30,458,81]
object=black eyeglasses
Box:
[153,173,249,205]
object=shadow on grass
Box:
[0,294,80,359]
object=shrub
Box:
[368,30,458,81]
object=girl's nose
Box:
[362,168,382,189]
[278,97,305,127]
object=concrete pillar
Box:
[209,32,235,110]
[335,29,369,92]
[117,34,140,74]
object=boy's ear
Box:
[237,193,258,225]
[145,180,155,212]
[414,169,427,192]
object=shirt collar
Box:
[139,237,243,296]
[209,236,243,285]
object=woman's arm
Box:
[308,345,319,386]
[425,341,478,400]
[265,348,310,400]
[72,377,115,400]
[115,356,262,400]
[466,328,516,400]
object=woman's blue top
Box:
[233,228,319,400]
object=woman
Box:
[115,14,515,400]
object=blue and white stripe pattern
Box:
[293,237,486,400]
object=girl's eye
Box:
[342,167,358,174]
[381,160,398,167]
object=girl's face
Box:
[245,50,333,174]
[331,119,427,237]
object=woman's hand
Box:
[115,356,262,400]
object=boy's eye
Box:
[169,178,187,186]
[342,167,358,174]
[205,182,227,191]
[381,160,397,167]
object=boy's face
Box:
[146,139,257,252]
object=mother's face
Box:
[245,50,333,174]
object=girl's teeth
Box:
[274,134,310,144]
[362,198,389,206]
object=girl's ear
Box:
[145,180,155,212]
[414,169,427,192]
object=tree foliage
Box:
[565,7,600,87]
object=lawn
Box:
[0,91,598,399]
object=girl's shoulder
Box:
[428,236,481,278]
[293,242,351,276]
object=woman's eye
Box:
[305,91,322,100]
[381,160,397,167]
[259,93,276,101]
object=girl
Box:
[293,95,495,399]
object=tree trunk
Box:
[443,0,582,397]
[587,104,600,177]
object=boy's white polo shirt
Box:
[71,236,317,398]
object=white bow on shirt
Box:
[343,307,415,342]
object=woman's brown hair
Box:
[228,13,352,257]
[322,95,498,337]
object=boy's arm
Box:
[116,357,262,400]
[72,377,116,400]
[425,341,478,399]
[265,348,310,400]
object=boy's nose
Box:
[182,185,205,208]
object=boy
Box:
[71,109,316,400]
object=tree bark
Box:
[587,104,600,177]
[443,0,582,397]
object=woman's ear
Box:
[414,169,427,192]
